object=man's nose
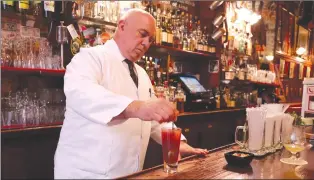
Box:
[141,36,151,49]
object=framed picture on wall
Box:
[299,64,304,79]
[306,66,311,77]
[296,26,310,56]
[208,60,219,73]
[289,62,295,78]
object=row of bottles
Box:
[80,26,112,48]
[155,80,186,114]
[1,1,55,17]
[143,1,216,54]
[216,86,259,109]
[226,22,253,56]
[137,55,168,87]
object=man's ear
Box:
[118,20,126,31]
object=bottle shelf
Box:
[148,44,218,59]
[1,66,65,77]
[79,16,117,27]
[276,51,312,66]
[77,17,218,60]
[1,122,63,133]
[221,79,280,88]
[2,10,36,21]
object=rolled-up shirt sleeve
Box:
[64,48,133,125]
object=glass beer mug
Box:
[235,122,249,149]
[235,121,266,156]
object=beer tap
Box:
[56,21,68,69]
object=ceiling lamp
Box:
[296,47,306,56]
[209,1,224,10]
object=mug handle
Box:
[235,126,246,147]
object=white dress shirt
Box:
[54,39,185,179]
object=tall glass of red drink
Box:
[161,126,181,174]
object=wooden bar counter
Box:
[120,144,314,179]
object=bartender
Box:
[54,9,208,179]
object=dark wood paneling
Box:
[1,127,61,179]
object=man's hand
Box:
[179,141,208,159]
[123,99,178,123]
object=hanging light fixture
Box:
[209,1,228,43]
[209,1,224,10]
[212,13,225,28]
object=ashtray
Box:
[224,151,254,167]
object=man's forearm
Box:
[112,100,143,121]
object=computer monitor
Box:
[179,76,207,93]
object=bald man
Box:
[54,9,208,179]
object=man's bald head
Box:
[113,9,156,62]
[119,8,156,25]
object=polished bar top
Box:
[119,144,314,179]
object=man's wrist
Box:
[123,100,144,119]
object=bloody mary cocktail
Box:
[161,127,181,173]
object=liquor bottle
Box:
[206,34,212,53]
[208,38,216,54]
[2,1,14,12]
[161,17,168,46]
[156,69,163,87]
[202,26,208,52]
[155,12,161,45]
[148,57,155,86]
[233,28,239,51]
[173,28,180,48]
[166,19,173,46]
[163,81,170,101]
[187,34,191,51]
[189,32,196,52]
[175,83,185,113]
[100,28,111,44]
[18,1,29,26]
[43,1,55,18]
[197,34,204,52]
[178,32,183,50]
[32,1,41,16]
[93,28,103,46]
[202,34,208,52]
[182,33,188,51]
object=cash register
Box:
[169,73,216,112]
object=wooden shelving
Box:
[147,44,218,59]
[1,66,66,76]
[276,51,312,67]
[221,79,280,88]
[79,16,117,27]
[78,17,217,59]
[1,123,62,134]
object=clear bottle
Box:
[155,11,161,45]
[175,83,185,113]
[182,33,188,51]
[93,28,103,46]
[2,1,14,12]
[166,19,173,46]
[161,17,168,46]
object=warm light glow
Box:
[249,13,261,25]
[237,8,251,22]
[296,57,305,62]
[235,7,261,25]
[266,55,274,61]
[296,47,306,56]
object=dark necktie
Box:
[124,59,138,88]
